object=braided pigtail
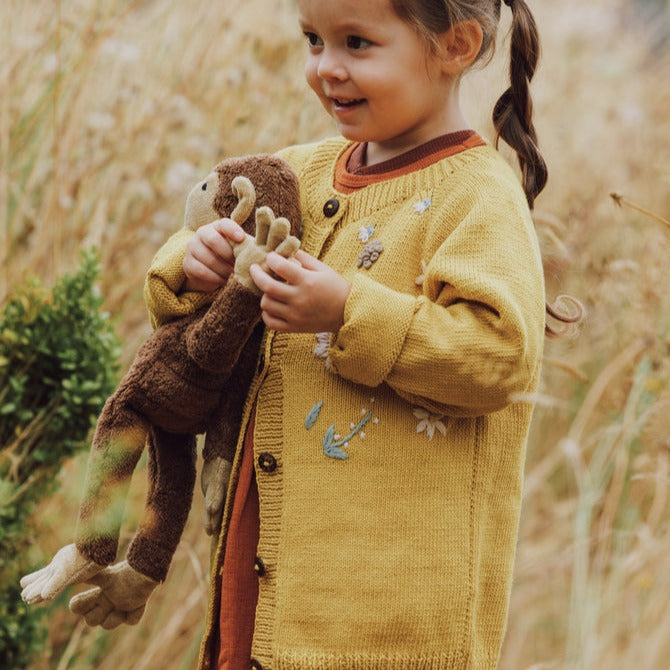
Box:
[496,0,582,335]
[493,0,547,209]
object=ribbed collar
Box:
[334,131,485,194]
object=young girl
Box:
[146,0,548,668]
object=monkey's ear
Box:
[183,171,218,231]
[229,176,256,225]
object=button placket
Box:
[303,195,348,260]
[323,197,340,217]
[258,452,277,473]
[254,556,266,577]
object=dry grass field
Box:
[2,0,670,668]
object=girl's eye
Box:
[304,32,323,47]
[347,35,372,50]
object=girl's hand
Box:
[249,250,351,333]
[183,219,246,292]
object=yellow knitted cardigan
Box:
[145,137,545,670]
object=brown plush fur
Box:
[75,155,301,582]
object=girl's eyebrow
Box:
[298,16,376,37]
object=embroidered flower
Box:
[413,197,432,213]
[313,332,333,370]
[358,225,375,243]
[415,259,428,286]
[413,408,447,440]
[357,239,383,269]
[313,332,330,359]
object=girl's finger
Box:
[265,252,305,283]
[188,243,234,280]
[182,261,227,292]
[212,218,246,243]
[294,249,324,270]
[261,311,292,332]
[260,294,291,320]
[249,264,294,300]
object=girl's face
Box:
[298,0,455,164]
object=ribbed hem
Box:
[274,650,470,670]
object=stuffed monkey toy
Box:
[20,154,301,628]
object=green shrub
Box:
[0,249,120,669]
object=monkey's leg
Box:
[63,432,195,626]
[75,395,151,567]
[201,326,263,536]
[125,426,197,583]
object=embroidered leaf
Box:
[324,424,335,447]
[305,401,324,430]
[322,412,374,461]
[327,444,349,460]
[323,423,348,460]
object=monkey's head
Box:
[183,154,301,238]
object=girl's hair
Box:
[391,0,548,209]
[392,0,583,336]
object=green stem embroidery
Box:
[323,411,372,460]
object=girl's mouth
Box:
[331,97,365,108]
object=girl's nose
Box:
[316,48,347,81]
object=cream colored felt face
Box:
[183,171,219,231]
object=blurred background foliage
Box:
[0,250,120,668]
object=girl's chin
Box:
[333,122,372,144]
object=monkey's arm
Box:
[125,426,197,582]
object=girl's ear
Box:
[438,19,484,75]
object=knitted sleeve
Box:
[143,228,213,329]
[328,192,546,417]
[143,143,314,329]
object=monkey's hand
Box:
[69,560,159,629]
[232,206,300,295]
[201,456,233,536]
[20,544,105,604]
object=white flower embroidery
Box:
[413,197,432,213]
[313,332,333,370]
[413,408,447,440]
[415,259,428,286]
[358,225,375,242]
